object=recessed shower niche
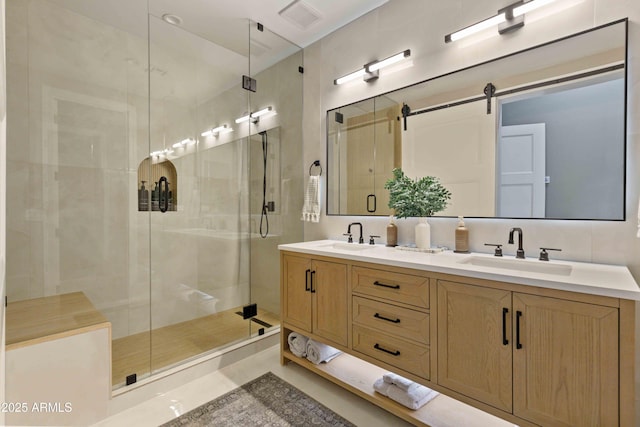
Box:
[137,157,178,212]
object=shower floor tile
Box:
[111,307,279,387]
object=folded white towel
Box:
[374,377,392,395]
[383,372,414,392]
[301,175,321,223]
[287,332,309,358]
[374,378,438,410]
[306,339,341,364]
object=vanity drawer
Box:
[353,296,429,345]
[352,266,429,308]
[353,325,430,380]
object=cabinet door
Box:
[437,280,513,412]
[312,260,348,346]
[513,293,619,427]
[282,255,312,332]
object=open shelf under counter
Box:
[281,348,512,427]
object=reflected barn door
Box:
[497,124,546,217]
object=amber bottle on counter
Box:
[386,216,398,247]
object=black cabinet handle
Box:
[374,343,400,356]
[305,269,311,292]
[373,281,400,290]
[502,307,509,346]
[310,270,316,293]
[158,176,169,213]
[516,310,523,349]
[374,313,401,324]
[367,194,377,213]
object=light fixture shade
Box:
[251,106,273,118]
[235,107,275,124]
[235,114,251,124]
[445,13,506,43]
[513,0,557,16]
[367,49,411,72]
[201,124,229,137]
[334,68,366,85]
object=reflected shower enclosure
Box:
[5,0,303,389]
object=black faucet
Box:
[347,222,364,244]
[508,227,525,259]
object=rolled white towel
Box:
[287,332,309,358]
[387,382,439,410]
[305,339,341,364]
[383,372,414,392]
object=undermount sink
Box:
[323,242,376,251]
[458,255,572,276]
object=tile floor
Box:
[93,344,516,427]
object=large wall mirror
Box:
[327,19,627,220]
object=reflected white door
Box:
[497,124,546,217]
[403,101,496,216]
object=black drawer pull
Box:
[373,280,400,289]
[516,310,523,349]
[502,307,509,346]
[305,269,311,292]
[374,343,400,356]
[374,313,401,323]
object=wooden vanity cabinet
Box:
[281,254,348,346]
[280,250,635,427]
[437,280,513,412]
[438,279,620,427]
[512,293,619,427]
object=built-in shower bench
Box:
[5,292,111,426]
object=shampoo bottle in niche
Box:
[386,216,397,247]
[138,180,149,211]
[454,216,469,253]
[151,181,159,211]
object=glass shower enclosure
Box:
[5,0,303,389]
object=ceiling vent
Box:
[278,0,322,30]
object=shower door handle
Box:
[158,176,169,213]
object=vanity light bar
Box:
[367,49,411,72]
[513,0,558,16]
[172,138,195,148]
[201,124,230,137]
[334,68,367,85]
[334,49,411,85]
[445,14,507,43]
[445,0,559,43]
[235,106,275,123]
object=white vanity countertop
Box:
[279,240,640,301]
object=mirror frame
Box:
[326,18,628,221]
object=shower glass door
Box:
[147,14,252,377]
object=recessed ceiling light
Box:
[162,14,183,26]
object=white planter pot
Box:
[415,217,431,249]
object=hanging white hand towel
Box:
[301,175,321,223]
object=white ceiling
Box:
[50,0,389,50]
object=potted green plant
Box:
[384,168,451,249]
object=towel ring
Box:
[309,160,322,176]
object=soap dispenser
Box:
[386,216,398,247]
[454,216,469,253]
